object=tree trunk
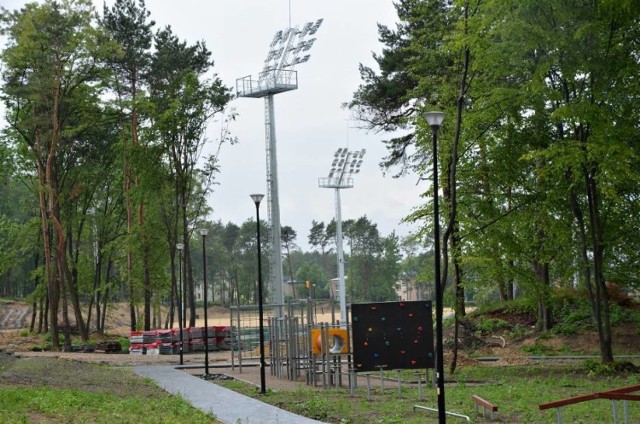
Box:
[30,253,40,333]
[123,121,136,331]
[37,144,59,349]
[443,13,471,374]
[59,222,88,341]
[584,165,614,363]
[534,261,553,332]
[569,180,612,361]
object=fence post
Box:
[556,406,563,424]
[624,400,629,424]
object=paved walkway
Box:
[134,365,326,424]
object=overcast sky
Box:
[2,0,426,251]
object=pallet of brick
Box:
[172,340,191,354]
[129,343,145,355]
[187,326,202,340]
[205,337,218,351]
[129,331,144,344]
[155,329,173,343]
[215,326,233,350]
[146,342,161,355]
[171,328,185,342]
[189,338,204,352]
[158,342,173,355]
[142,330,157,344]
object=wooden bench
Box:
[471,394,498,420]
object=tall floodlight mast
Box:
[236,19,323,311]
[319,148,366,325]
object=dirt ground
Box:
[1,300,638,374]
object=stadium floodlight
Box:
[318,148,366,325]
[236,19,323,311]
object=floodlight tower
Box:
[236,19,323,311]
[319,148,366,325]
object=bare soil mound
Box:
[0,301,30,330]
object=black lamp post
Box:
[250,193,267,394]
[424,110,446,423]
[199,228,210,376]
[177,242,185,365]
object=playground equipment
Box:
[228,299,438,396]
[229,300,358,389]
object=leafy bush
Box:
[583,359,640,376]
[508,324,531,339]
[475,317,510,333]
[521,341,554,355]
[551,293,593,334]
[609,302,640,326]
[473,297,536,317]
[552,322,579,335]
[118,337,130,352]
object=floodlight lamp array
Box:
[260,18,323,81]
[326,148,366,181]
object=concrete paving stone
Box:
[134,365,327,424]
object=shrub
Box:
[475,317,510,334]
[583,359,640,376]
[521,341,553,356]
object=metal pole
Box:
[431,123,446,423]
[266,95,284,311]
[183,251,187,333]
[201,231,209,375]
[254,199,267,394]
[178,246,184,365]
[335,188,347,324]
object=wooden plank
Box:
[601,393,640,401]
[471,394,498,411]
[539,393,598,410]
[604,384,640,395]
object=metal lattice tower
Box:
[237,19,323,311]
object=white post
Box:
[335,188,346,324]
[265,94,284,313]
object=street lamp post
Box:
[177,242,185,365]
[199,228,210,376]
[250,194,267,394]
[424,110,446,423]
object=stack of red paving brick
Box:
[129,326,233,355]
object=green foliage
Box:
[609,303,640,327]
[508,324,531,339]
[118,337,130,353]
[583,359,640,377]
[521,341,555,356]
[551,295,593,335]
[473,297,537,316]
[475,317,510,333]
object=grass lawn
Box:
[0,354,219,423]
[217,362,640,423]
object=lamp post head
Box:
[198,228,208,237]
[250,193,265,205]
[423,111,445,129]
[176,242,184,251]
